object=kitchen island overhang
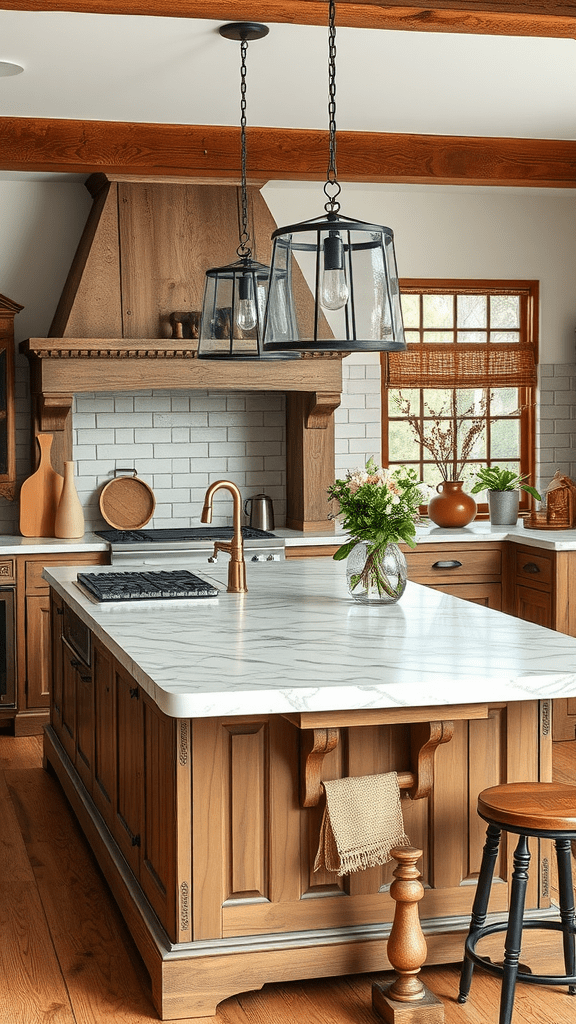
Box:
[42,560,576,1020]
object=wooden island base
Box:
[44,595,566,1021]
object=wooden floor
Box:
[2,731,576,1024]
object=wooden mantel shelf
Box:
[20,337,343,533]
[21,337,344,392]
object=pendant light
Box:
[198,22,296,360]
[262,1,407,355]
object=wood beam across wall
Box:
[2,1,576,39]
[1,118,576,188]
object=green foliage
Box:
[328,459,426,558]
[470,466,541,501]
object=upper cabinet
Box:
[0,293,21,501]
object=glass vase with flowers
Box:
[328,459,426,604]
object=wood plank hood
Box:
[20,174,342,531]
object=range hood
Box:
[20,175,342,531]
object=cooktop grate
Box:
[95,527,275,543]
[77,570,219,602]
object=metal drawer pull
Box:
[522,562,540,574]
[432,560,463,570]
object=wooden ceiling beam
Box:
[1,117,576,188]
[1,1,575,38]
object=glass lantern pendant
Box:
[262,2,407,355]
[198,22,297,360]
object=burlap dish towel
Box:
[314,772,409,876]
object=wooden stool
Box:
[458,782,576,1023]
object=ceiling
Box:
[0,8,575,142]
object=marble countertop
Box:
[280,521,576,551]
[0,533,108,555]
[0,520,575,556]
[45,559,576,720]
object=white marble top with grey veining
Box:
[44,559,576,720]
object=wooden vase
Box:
[55,461,85,538]
[428,480,476,528]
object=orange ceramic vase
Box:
[428,480,476,528]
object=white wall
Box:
[0,177,575,533]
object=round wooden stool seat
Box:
[478,781,576,833]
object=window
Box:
[382,280,538,515]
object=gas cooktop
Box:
[95,527,276,543]
[77,570,219,602]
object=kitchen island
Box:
[43,559,576,1020]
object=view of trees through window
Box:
[383,283,537,511]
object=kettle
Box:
[244,492,275,532]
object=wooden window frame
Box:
[381,279,538,518]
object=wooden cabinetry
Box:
[45,595,556,1020]
[404,542,504,610]
[10,550,106,736]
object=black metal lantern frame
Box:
[199,22,298,360]
[262,1,406,355]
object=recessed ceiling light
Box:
[0,62,24,77]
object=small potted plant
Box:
[470,467,541,525]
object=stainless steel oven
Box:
[0,586,16,707]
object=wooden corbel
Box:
[404,720,455,801]
[37,393,74,433]
[299,719,454,808]
[305,391,341,429]
[300,728,341,807]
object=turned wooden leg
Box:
[372,846,444,1023]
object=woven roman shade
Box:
[386,344,537,389]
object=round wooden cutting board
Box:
[99,471,156,530]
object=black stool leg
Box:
[458,823,502,1003]
[555,837,576,995]
[499,833,531,1024]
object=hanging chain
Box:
[324,0,341,214]
[237,37,252,261]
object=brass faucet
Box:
[201,480,247,593]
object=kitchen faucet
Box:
[201,480,247,593]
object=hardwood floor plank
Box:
[0,879,75,1024]
[0,772,36,880]
[0,731,43,769]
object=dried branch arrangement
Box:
[394,392,487,482]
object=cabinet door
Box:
[74,656,94,792]
[50,593,64,735]
[114,665,144,877]
[93,637,116,829]
[60,641,77,763]
[25,594,51,709]
[514,583,553,629]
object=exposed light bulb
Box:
[320,231,349,310]
[237,275,257,331]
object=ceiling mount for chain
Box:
[219,22,269,262]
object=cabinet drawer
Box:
[430,582,502,610]
[407,546,502,582]
[25,553,106,593]
[0,558,15,584]
[514,547,553,587]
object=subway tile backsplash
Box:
[0,357,572,534]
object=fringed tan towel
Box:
[314,773,410,877]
